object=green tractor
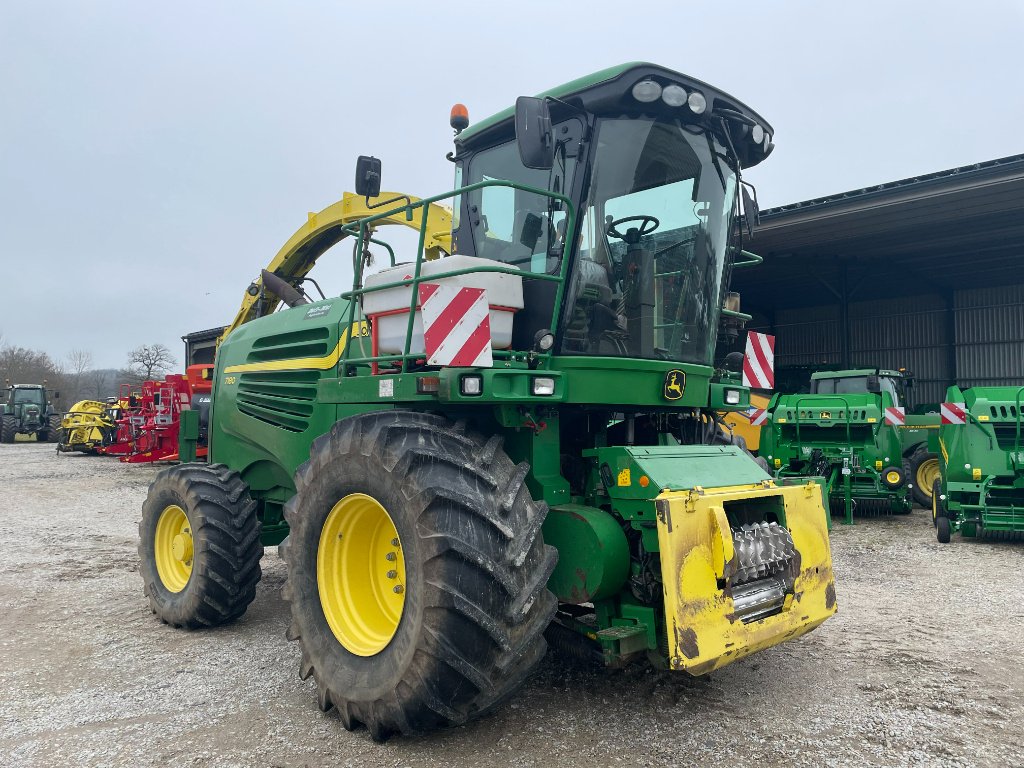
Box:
[759,369,915,522]
[139,62,836,739]
[933,386,1024,543]
[1,382,61,443]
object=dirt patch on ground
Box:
[1,443,1021,767]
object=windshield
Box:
[12,388,44,405]
[813,376,902,406]
[460,128,577,273]
[562,116,737,364]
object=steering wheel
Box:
[606,215,660,242]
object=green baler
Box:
[759,369,914,523]
[933,386,1024,543]
[139,63,836,740]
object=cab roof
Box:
[811,369,903,380]
[456,62,773,167]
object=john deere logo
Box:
[663,370,686,400]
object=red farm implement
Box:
[98,365,212,463]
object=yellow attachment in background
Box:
[655,481,836,676]
[60,400,115,451]
[220,191,453,346]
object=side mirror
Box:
[741,183,760,237]
[515,96,554,170]
[355,155,382,198]
[866,374,881,394]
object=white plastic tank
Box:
[362,255,524,355]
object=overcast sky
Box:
[1,0,1021,369]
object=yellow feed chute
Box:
[219,191,452,345]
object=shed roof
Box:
[736,154,1024,308]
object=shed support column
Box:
[839,262,851,368]
[944,290,957,390]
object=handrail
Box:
[731,249,763,269]
[339,179,575,375]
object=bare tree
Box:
[0,345,65,387]
[89,369,118,400]
[125,344,177,382]
[65,349,93,404]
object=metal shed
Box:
[735,154,1024,405]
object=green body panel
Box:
[937,386,1024,535]
[599,444,770,496]
[210,297,373,537]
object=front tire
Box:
[138,463,262,628]
[0,415,16,443]
[937,515,951,544]
[281,411,557,741]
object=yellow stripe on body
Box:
[223,322,366,375]
[938,437,949,464]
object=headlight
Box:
[631,80,662,103]
[532,377,556,396]
[460,375,483,396]
[751,124,766,144]
[533,329,555,352]
[725,389,741,405]
[661,84,687,107]
[686,91,707,114]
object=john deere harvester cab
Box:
[1,382,61,443]
[139,62,835,740]
[759,369,914,522]
[933,386,1024,543]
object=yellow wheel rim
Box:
[154,504,193,593]
[317,493,406,657]
[932,486,938,522]
[916,459,940,499]
[886,470,902,485]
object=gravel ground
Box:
[1,441,1022,768]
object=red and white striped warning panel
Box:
[940,402,967,425]
[747,407,769,426]
[742,331,775,390]
[418,283,493,368]
[884,406,906,426]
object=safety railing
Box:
[337,180,575,375]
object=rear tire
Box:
[138,463,262,628]
[0,415,16,443]
[280,411,557,740]
[909,448,940,507]
[937,515,951,544]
